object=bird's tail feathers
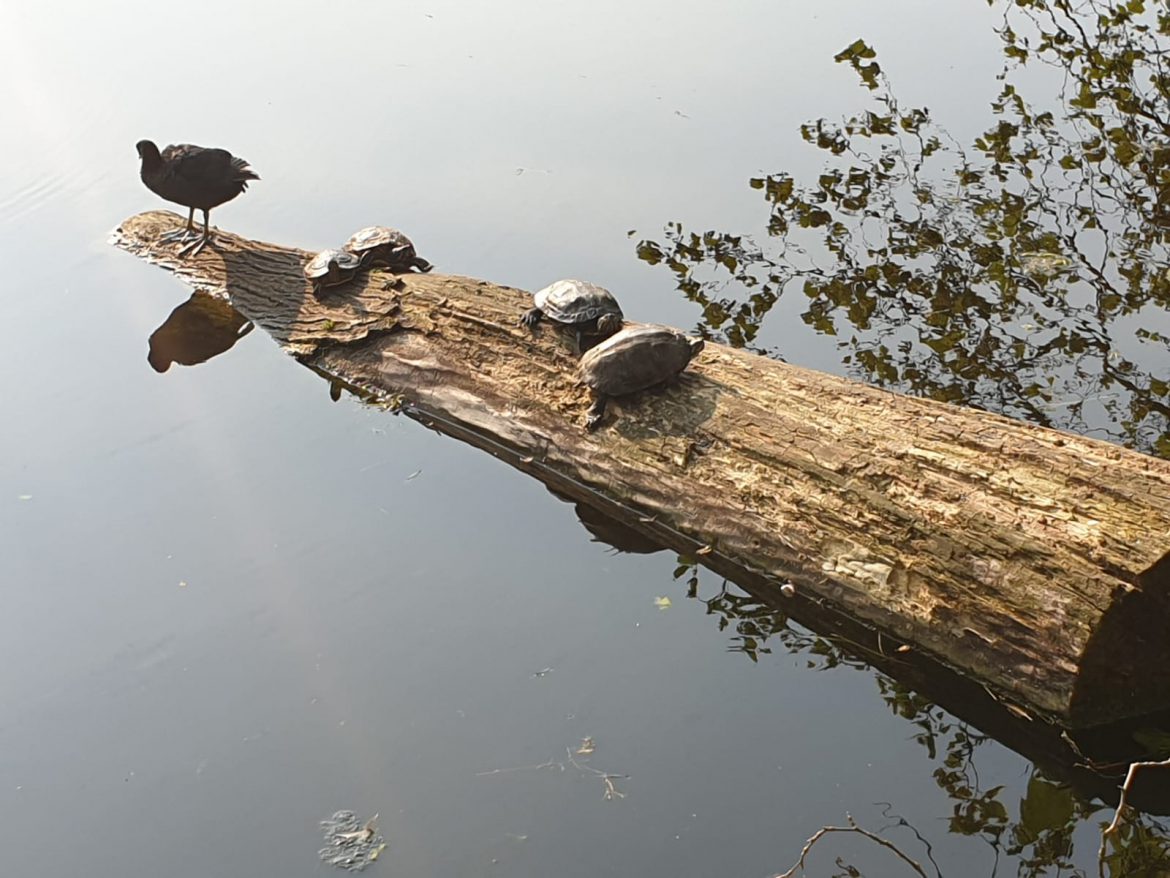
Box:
[231,157,260,181]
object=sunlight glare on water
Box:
[3,2,1157,876]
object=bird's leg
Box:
[159,207,197,244]
[178,209,212,257]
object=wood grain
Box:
[112,210,1170,726]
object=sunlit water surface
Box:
[0,2,1135,876]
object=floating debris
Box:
[531,667,554,678]
[318,810,386,872]
[1019,251,1072,279]
[567,744,627,800]
[654,596,672,610]
[478,738,628,802]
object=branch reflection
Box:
[638,1,1170,457]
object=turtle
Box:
[577,325,705,430]
[343,226,433,273]
[304,248,364,295]
[520,279,624,348]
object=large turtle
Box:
[521,279,624,347]
[343,226,433,273]
[304,248,363,296]
[577,325,704,430]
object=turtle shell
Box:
[304,248,362,280]
[534,279,623,326]
[344,226,414,255]
[578,325,704,396]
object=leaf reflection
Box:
[685,564,1170,876]
[637,1,1170,457]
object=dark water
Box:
[3,2,1168,876]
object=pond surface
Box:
[2,2,1168,876]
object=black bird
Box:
[136,140,259,257]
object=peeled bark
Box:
[112,210,1170,727]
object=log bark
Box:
[112,210,1170,727]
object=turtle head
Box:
[686,336,705,360]
[596,313,623,336]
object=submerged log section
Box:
[113,211,1170,727]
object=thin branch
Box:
[1097,757,1170,878]
[775,813,930,878]
[876,803,946,878]
[475,759,563,777]
[567,746,628,800]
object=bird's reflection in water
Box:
[147,291,254,373]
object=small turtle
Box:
[577,325,704,430]
[304,248,363,295]
[521,279,624,347]
[343,226,433,273]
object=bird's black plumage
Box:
[136,140,259,256]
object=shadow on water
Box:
[637,1,1170,460]
[545,484,670,556]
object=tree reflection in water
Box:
[637,0,1170,458]
[671,560,1170,876]
[634,3,1170,865]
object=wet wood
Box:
[111,210,1170,727]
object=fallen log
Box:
[112,210,1170,727]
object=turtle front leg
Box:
[520,308,543,330]
[585,393,608,431]
[325,260,343,289]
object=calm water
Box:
[2,2,1165,876]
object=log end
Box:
[1072,553,1170,726]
